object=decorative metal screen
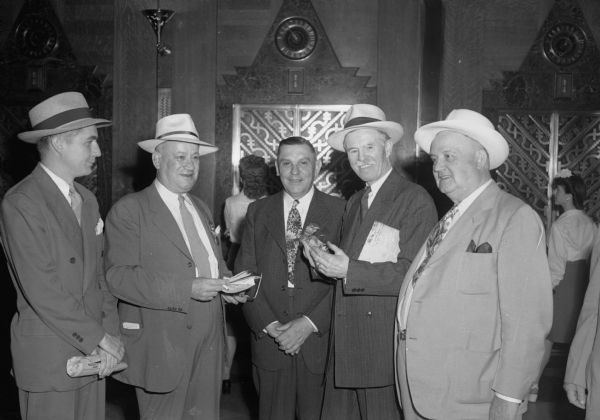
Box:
[495,111,600,226]
[232,104,360,197]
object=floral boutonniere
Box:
[209,223,221,244]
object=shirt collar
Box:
[367,168,393,198]
[154,179,189,206]
[283,187,315,208]
[40,163,71,202]
[455,179,493,215]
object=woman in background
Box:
[222,154,269,393]
[530,170,597,402]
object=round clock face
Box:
[542,23,587,66]
[15,16,58,58]
[275,18,317,60]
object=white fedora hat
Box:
[18,92,112,143]
[327,104,404,152]
[414,109,509,169]
[138,113,219,155]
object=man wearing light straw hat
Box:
[395,109,552,419]
[0,91,123,420]
[104,113,245,419]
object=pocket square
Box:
[466,240,492,253]
[95,218,104,235]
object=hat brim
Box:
[414,121,509,169]
[138,138,219,155]
[327,121,404,152]
[17,118,112,143]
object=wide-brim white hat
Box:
[327,104,404,151]
[18,92,112,143]
[138,113,219,155]
[414,109,509,169]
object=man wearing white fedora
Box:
[104,113,245,419]
[0,91,124,419]
[395,109,552,419]
[304,104,437,419]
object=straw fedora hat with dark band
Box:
[18,92,112,143]
[138,113,218,156]
[414,109,509,170]
[327,104,404,152]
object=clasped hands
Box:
[191,277,248,304]
[301,239,349,279]
[265,317,315,355]
[93,333,125,378]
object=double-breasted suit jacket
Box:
[235,189,345,373]
[333,170,437,388]
[0,164,118,392]
[104,183,228,392]
[395,181,553,419]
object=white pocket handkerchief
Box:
[95,218,104,235]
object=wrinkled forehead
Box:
[343,127,388,148]
[156,140,201,155]
[430,130,483,154]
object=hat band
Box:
[157,130,199,139]
[32,107,92,130]
[344,116,382,129]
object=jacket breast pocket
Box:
[458,252,497,295]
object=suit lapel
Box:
[146,184,192,260]
[78,184,97,292]
[189,196,220,261]
[33,165,83,260]
[264,192,287,255]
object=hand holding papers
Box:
[66,355,127,378]
[358,221,400,263]
[222,271,262,300]
[300,223,329,252]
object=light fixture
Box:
[141,8,175,56]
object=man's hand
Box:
[275,317,315,355]
[309,241,349,279]
[221,293,248,304]
[489,395,520,420]
[265,321,283,339]
[98,333,125,362]
[300,239,317,267]
[191,278,226,301]
[564,382,587,409]
[92,347,118,378]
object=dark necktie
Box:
[412,205,458,286]
[286,200,302,286]
[360,186,371,220]
[69,185,82,225]
[179,194,211,277]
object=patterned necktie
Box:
[360,186,371,220]
[178,194,211,277]
[286,200,302,286]
[69,185,82,225]
[412,205,459,285]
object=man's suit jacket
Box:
[235,189,345,373]
[565,229,600,420]
[333,169,437,388]
[0,164,118,392]
[396,181,553,419]
[104,183,228,393]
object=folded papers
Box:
[66,355,127,377]
[222,271,262,297]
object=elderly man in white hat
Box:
[394,109,553,420]
[104,113,245,419]
[305,104,437,420]
[0,92,124,420]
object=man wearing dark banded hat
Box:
[304,104,437,420]
[104,113,245,419]
[0,92,124,420]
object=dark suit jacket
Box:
[104,183,228,392]
[235,189,345,373]
[396,182,553,418]
[0,164,118,392]
[333,169,437,388]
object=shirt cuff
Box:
[495,392,522,403]
[262,320,278,334]
[302,315,318,332]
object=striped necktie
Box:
[69,185,82,225]
[178,194,211,277]
[286,200,302,286]
[360,185,371,220]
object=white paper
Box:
[222,271,261,294]
[358,221,400,263]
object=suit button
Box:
[281,286,286,291]
[69,257,76,264]
[187,262,193,268]
[283,310,289,316]
[186,324,192,330]
[367,311,372,317]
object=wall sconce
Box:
[141,8,175,56]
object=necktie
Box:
[286,200,302,286]
[360,186,371,220]
[412,205,458,286]
[69,185,82,225]
[178,194,211,277]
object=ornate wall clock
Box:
[275,17,317,60]
[542,23,587,66]
[15,16,59,58]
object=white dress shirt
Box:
[154,180,219,278]
[40,163,72,204]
